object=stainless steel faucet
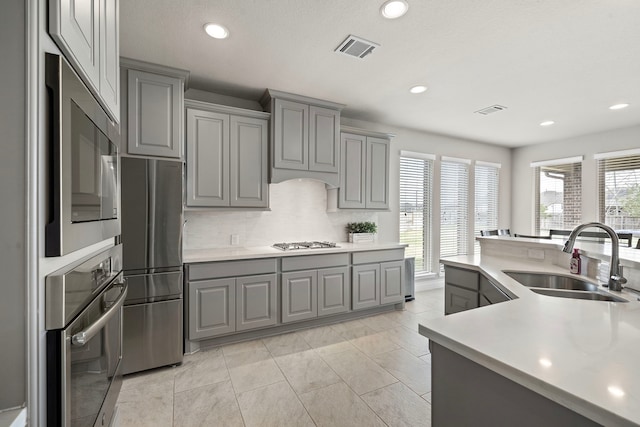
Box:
[562,222,627,291]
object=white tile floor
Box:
[115,287,445,427]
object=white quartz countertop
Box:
[183,242,408,263]
[420,252,640,426]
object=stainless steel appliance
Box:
[44,53,121,257]
[46,245,126,427]
[120,157,184,375]
[272,241,339,251]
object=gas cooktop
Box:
[272,241,339,251]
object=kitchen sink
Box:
[529,288,627,302]
[504,271,628,303]
[503,271,599,291]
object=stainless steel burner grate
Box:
[272,241,339,251]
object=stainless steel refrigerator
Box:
[120,157,184,375]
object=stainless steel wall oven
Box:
[45,53,121,257]
[46,245,126,427]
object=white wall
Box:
[511,124,640,234]
[184,179,377,248]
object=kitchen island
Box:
[420,237,640,426]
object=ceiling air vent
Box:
[335,35,380,59]
[475,105,508,115]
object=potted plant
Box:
[346,221,378,243]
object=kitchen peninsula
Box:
[420,236,640,426]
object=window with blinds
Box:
[534,161,582,234]
[597,153,640,235]
[474,163,500,253]
[441,159,469,258]
[399,155,433,274]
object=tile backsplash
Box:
[184,179,377,249]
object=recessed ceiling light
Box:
[540,121,555,127]
[204,23,229,39]
[609,103,629,110]
[381,0,409,19]
[409,85,427,94]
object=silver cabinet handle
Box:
[72,282,128,346]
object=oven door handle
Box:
[71,283,128,347]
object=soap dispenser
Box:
[570,248,581,274]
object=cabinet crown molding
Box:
[260,89,346,111]
[340,125,395,140]
[184,99,270,119]
[120,57,190,89]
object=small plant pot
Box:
[349,233,376,244]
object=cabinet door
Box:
[186,109,229,207]
[352,264,380,310]
[380,260,404,305]
[230,115,268,207]
[127,70,182,158]
[339,133,367,208]
[309,106,339,173]
[98,0,119,122]
[273,99,308,170]
[282,270,318,323]
[49,0,100,91]
[366,137,390,209]
[318,267,350,317]
[236,274,277,331]
[480,276,510,305]
[444,284,478,315]
[188,279,235,340]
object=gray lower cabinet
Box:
[444,265,512,314]
[380,260,405,305]
[189,278,235,340]
[352,264,380,310]
[281,254,351,323]
[282,270,318,323]
[185,100,269,208]
[120,59,189,159]
[318,267,350,316]
[352,249,406,310]
[236,274,278,331]
[339,128,391,210]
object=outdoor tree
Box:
[622,184,640,217]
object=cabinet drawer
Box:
[445,266,479,291]
[281,253,349,272]
[187,258,277,281]
[352,248,404,265]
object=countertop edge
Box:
[419,324,632,427]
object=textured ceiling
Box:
[120,0,640,147]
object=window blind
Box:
[399,156,433,274]
[474,163,499,253]
[441,160,469,258]
[597,154,640,234]
[534,161,582,234]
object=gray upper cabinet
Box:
[49,0,120,122]
[261,89,344,187]
[126,70,183,158]
[338,127,392,210]
[185,100,269,208]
